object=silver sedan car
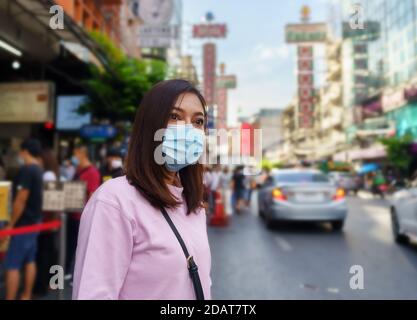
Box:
[390,175,417,245]
[258,169,348,230]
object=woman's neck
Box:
[165,171,181,187]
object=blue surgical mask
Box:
[162,124,205,172]
[71,155,80,167]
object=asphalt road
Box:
[208,194,417,299]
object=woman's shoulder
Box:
[93,175,136,206]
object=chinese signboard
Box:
[193,24,227,38]
[297,45,314,128]
[0,82,54,123]
[342,21,380,40]
[216,75,237,89]
[216,87,228,129]
[382,89,406,113]
[138,25,179,48]
[361,97,383,119]
[203,43,217,106]
[285,23,327,43]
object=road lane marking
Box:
[327,287,339,294]
[275,236,293,252]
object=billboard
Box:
[203,43,217,106]
[0,82,54,123]
[56,95,91,131]
[216,87,228,129]
[285,23,327,43]
[193,24,227,38]
[138,25,179,48]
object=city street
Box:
[19,193,417,300]
[209,194,417,299]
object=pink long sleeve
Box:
[72,197,134,299]
[71,176,212,300]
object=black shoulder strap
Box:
[160,207,205,300]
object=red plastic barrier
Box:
[0,220,61,238]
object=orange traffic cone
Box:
[209,190,229,227]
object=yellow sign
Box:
[301,5,311,22]
[0,182,11,221]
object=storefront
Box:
[384,84,417,139]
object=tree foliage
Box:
[78,30,167,121]
[380,133,413,173]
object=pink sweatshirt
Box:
[72,176,212,300]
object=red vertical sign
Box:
[297,45,314,128]
[203,43,216,106]
[216,87,228,129]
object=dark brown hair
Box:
[126,79,207,214]
[41,149,59,180]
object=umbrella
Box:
[357,163,379,175]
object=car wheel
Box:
[258,202,265,219]
[331,220,344,231]
[265,213,275,229]
[391,209,409,244]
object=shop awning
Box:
[357,163,379,174]
[4,0,111,72]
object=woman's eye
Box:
[195,118,205,126]
[170,113,180,120]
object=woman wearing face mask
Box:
[100,147,124,183]
[72,79,211,300]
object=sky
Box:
[182,0,338,126]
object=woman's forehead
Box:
[175,92,205,113]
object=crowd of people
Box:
[203,165,265,216]
[0,138,125,300]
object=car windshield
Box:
[274,172,330,183]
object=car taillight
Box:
[333,188,345,201]
[272,188,287,201]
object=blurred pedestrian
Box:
[219,166,232,215]
[72,79,211,299]
[65,144,101,279]
[60,159,75,181]
[1,138,43,300]
[203,166,213,213]
[232,165,246,213]
[209,165,221,213]
[100,147,124,183]
[33,149,60,296]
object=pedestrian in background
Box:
[100,147,124,183]
[60,159,75,182]
[219,166,232,215]
[209,165,221,213]
[65,144,101,280]
[1,138,43,300]
[33,148,60,296]
[232,165,246,214]
[72,79,211,299]
[203,166,213,213]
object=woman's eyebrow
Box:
[172,106,184,112]
[194,111,205,117]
